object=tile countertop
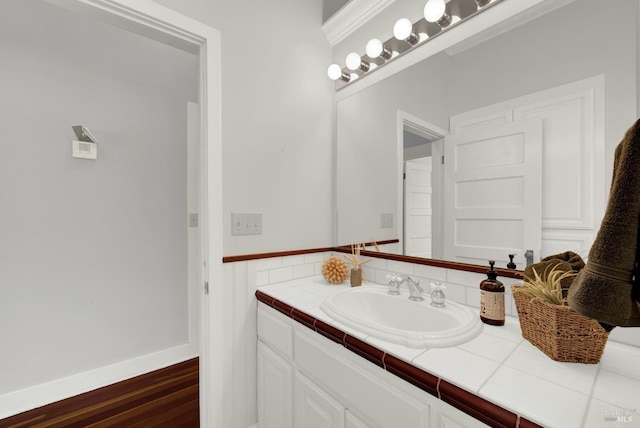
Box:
[257,276,640,428]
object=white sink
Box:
[319,285,482,348]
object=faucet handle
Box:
[430,281,447,292]
[430,281,446,308]
[386,273,401,295]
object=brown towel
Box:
[567,119,640,327]
[543,251,586,272]
[524,251,585,290]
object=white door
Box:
[404,157,433,258]
[443,120,542,267]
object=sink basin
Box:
[319,285,482,348]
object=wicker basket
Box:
[511,285,610,364]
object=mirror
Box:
[336,0,638,269]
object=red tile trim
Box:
[439,380,519,428]
[344,335,385,368]
[258,294,528,428]
[273,300,294,317]
[255,290,275,306]
[518,417,544,428]
[383,354,439,397]
[223,246,334,263]
[291,308,317,331]
[314,319,347,345]
[226,243,522,279]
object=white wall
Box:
[152,0,335,257]
[0,0,197,399]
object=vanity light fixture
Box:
[366,38,393,61]
[326,0,504,89]
[327,63,350,82]
[424,0,452,28]
[393,18,420,46]
[346,52,370,72]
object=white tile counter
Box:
[258,276,640,428]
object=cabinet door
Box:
[346,410,373,428]
[258,342,293,428]
[295,372,345,428]
[434,400,490,428]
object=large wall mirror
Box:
[336,0,637,270]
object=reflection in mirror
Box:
[337,0,638,269]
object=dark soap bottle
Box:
[479,260,505,326]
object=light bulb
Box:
[366,39,383,58]
[346,52,362,71]
[327,64,343,81]
[424,0,446,23]
[366,39,393,61]
[393,18,413,41]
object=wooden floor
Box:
[0,358,199,428]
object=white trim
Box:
[322,0,396,47]
[0,345,198,420]
[6,1,223,426]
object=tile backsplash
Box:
[255,252,330,286]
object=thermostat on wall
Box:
[72,140,97,160]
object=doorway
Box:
[397,111,447,259]
[0,1,222,426]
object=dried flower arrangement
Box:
[321,256,348,284]
[343,243,371,270]
[514,264,577,306]
[343,243,372,286]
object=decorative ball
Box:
[322,256,349,284]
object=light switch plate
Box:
[231,213,262,235]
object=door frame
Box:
[38,1,222,426]
[397,110,448,257]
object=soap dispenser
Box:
[479,261,505,326]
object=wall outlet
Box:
[231,213,262,236]
[380,213,394,228]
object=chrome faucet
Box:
[386,274,424,301]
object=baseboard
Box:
[0,343,198,420]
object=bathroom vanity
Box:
[257,300,486,428]
[256,276,640,428]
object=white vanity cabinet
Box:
[257,303,489,428]
[295,371,345,428]
[257,342,293,428]
[435,401,490,428]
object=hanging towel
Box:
[567,119,640,327]
[524,251,584,290]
